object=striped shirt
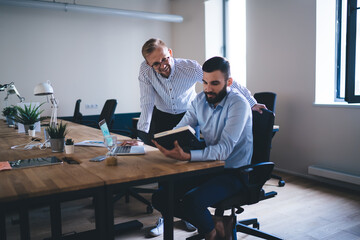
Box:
[137,58,257,132]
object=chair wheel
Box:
[278,180,285,187]
[253,222,260,229]
[146,205,153,214]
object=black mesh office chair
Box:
[187,109,282,240]
[81,99,118,130]
[73,99,83,123]
[253,92,285,187]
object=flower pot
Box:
[6,117,15,127]
[50,138,65,152]
[24,124,30,134]
[28,129,36,137]
[65,145,74,154]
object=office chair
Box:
[187,109,282,240]
[73,99,83,123]
[80,99,118,130]
[254,92,285,187]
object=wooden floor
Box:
[5,171,360,240]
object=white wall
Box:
[0,0,173,117]
[246,0,360,185]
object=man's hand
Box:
[152,140,191,161]
[252,103,267,114]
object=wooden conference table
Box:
[0,120,224,240]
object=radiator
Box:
[308,165,360,185]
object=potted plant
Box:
[65,138,74,154]
[12,103,45,134]
[46,121,68,152]
[28,125,36,137]
[2,106,17,127]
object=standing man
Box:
[137,38,265,135]
[152,56,253,240]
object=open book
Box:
[154,125,205,152]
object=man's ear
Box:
[227,77,233,87]
[168,48,173,57]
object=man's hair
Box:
[141,38,167,59]
[202,56,231,80]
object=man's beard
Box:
[205,84,228,105]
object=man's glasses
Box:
[151,56,170,69]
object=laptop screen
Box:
[99,119,110,137]
[99,119,113,146]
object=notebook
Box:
[99,119,145,155]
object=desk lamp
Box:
[1,82,25,103]
[34,81,58,127]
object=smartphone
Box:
[90,155,106,162]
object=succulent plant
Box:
[65,138,74,145]
[2,106,17,117]
[12,103,45,125]
[46,121,68,139]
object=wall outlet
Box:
[85,104,99,109]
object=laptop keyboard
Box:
[114,146,131,154]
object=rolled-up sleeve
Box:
[231,81,257,108]
[137,69,155,133]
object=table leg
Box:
[94,187,107,239]
[0,208,6,240]
[105,187,115,240]
[50,202,62,239]
[163,180,174,240]
[19,208,30,240]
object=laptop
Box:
[99,119,145,155]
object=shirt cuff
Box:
[248,97,257,108]
[190,150,203,161]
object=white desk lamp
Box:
[34,81,58,127]
[1,82,25,103]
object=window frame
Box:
[345,0,360,102]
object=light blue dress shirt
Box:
[176,89,253,169]
[137,58,257,132]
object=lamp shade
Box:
[34,82,54,96]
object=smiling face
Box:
[145,46,173,78]
[203,70,233,106]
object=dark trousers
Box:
[149,107,185,135]
[152,171,246,234]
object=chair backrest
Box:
[251,109,275,165]
[98,99,117,129]
[73,99,83,123]
[254,92,277,113]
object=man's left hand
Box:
[152,140,191,161]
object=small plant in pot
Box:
[65,138,74,154]
[12,103,45,134]
[2,106,17,127]
[46,121,68,152]
[28,124,36,137]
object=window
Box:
[316,0,360,105]
[345,0,360,102]
[224,0,247,86]
[205,0,246,86]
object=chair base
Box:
[271,174,285,187]
[186,217,282,240]
[113,188,154,214]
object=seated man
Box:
[152,56,253,240]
